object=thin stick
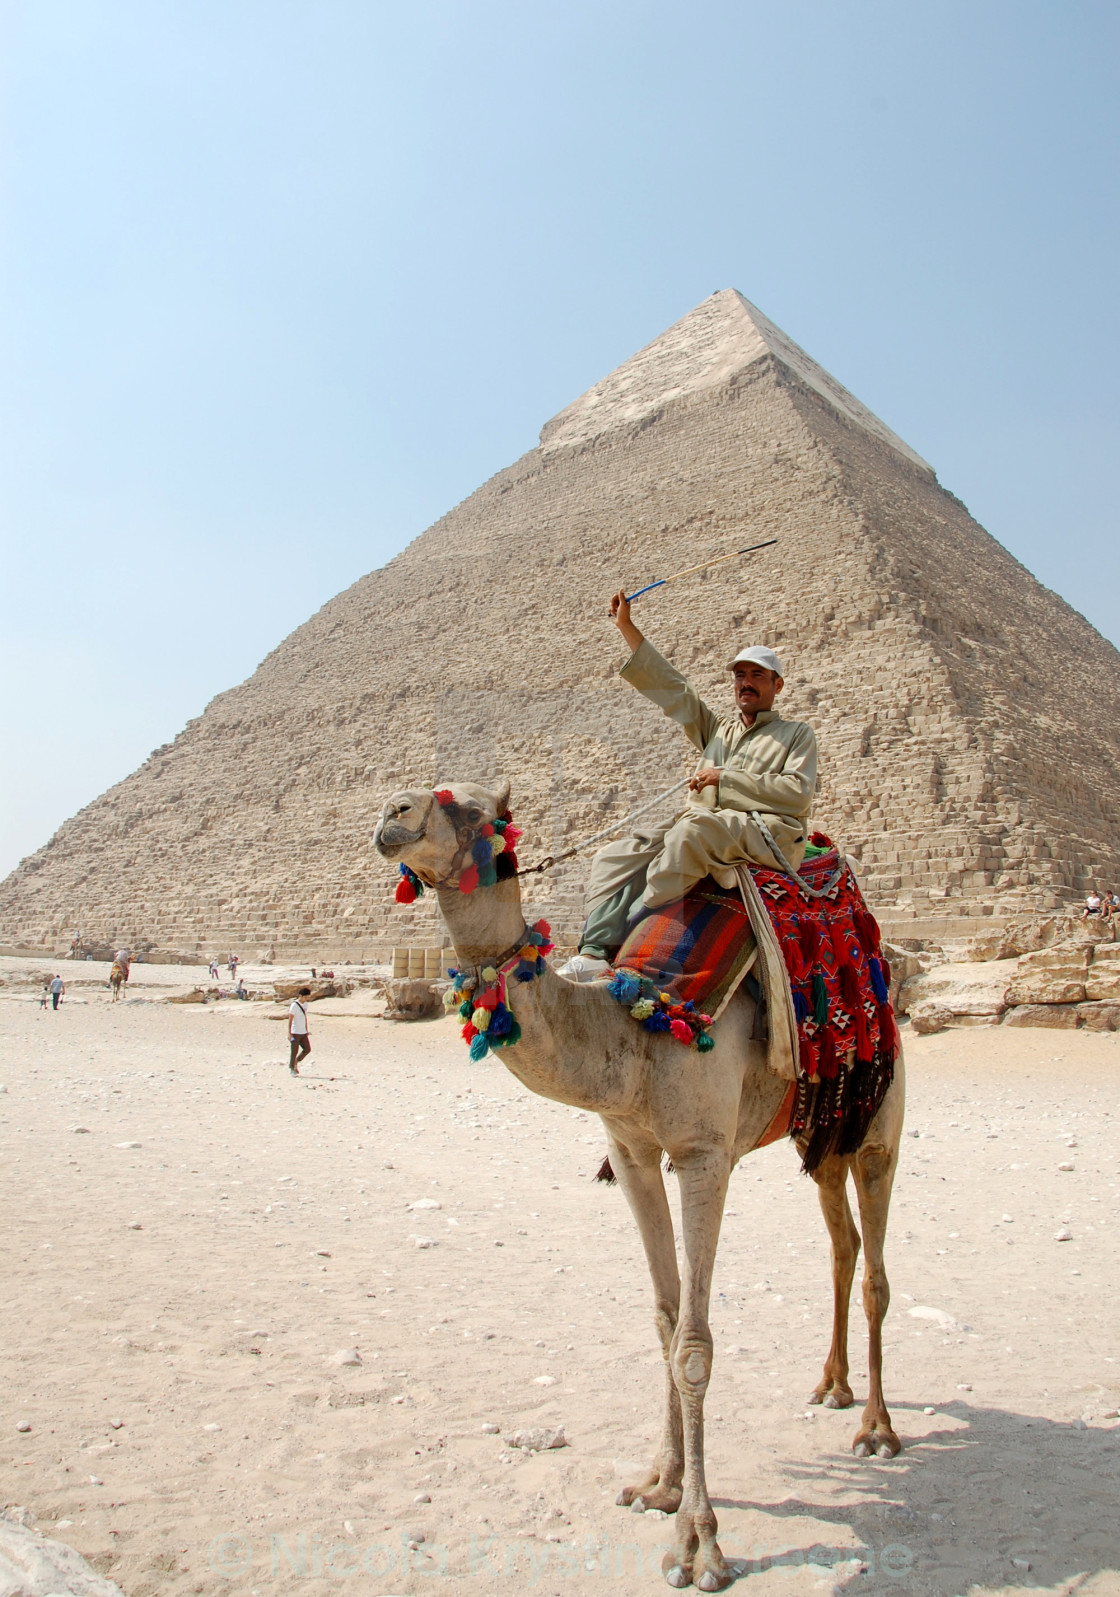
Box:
[625,538,778,602]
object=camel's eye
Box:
[466,808,482,824]
[398,803,411,815]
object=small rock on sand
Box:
[1055,1226,1073,1241]
[504,1426,568,1451]
[408,1198,442,1210]
[480,1422,500,1434]
[15,1421,31,1432]
[333,1348,362,1366]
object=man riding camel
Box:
[558,590,819,981]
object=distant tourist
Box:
[49,974,65,1011]
[209,957,220,981]
[228,953,239,980]
[1084,891,1103,918]
[235,977,248,1001]
[288,987,312,1074]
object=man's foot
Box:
[555,953,612,983]
[289,1064,300,1075]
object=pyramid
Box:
[4,289,1120,960]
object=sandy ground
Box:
[1,964,1119,1597]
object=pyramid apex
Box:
[540,288,930,471]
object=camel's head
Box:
[374,779,513,890]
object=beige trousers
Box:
[580,803,807,956]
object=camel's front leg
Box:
[663,1149,733,1593]
[602,1126,685,1515]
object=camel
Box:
[375,780,906,1593]
[109,960,129,1001]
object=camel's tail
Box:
[594,1156,616,1184]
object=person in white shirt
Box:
[288,987,312,1074]
[49,975,65,1011]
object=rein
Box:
[513,778,690,878]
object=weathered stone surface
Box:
[1002,1004,1080,1029]
[1076,1001,1120,1032]
[908,1003,954,1035]
[272,979,347,1002]
[1086,945,1120,1001]
[384,978,443,1021]
[898,960,1014,1019]
[0,1506,125,1595]
[1006,943,1090,1005]
[3,288,1120,956]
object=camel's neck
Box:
[435,882,637,1113]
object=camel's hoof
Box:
[823,1393,841,1409]
[664,1564,692,1589]
[853,1440,872,1458]
[630,1496,648,1514]
[697,1571,731,1592]
[876,1442,896,1459]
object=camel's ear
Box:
[493,778,511,817]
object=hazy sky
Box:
[2,0,1117,877]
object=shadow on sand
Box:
[707,1400,1119,1594]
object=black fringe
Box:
[795,1048,895,1175]
[594,1156,616,1184]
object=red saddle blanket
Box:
[615,845,897,1084]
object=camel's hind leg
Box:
[849,1103,903,1458]
[807,1152,859,1410]
[603,1126,685,1515]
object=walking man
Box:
[288,987,312,1074]
[49,974,65,1010]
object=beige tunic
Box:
[584,639,818,921]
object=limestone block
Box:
[384,978,443,1021]
[0,1506,125,1594]
[1086,964,1120,1002]
[897,960,1014,1018]
[1006,942,1089,1005]
[272,979,346,1002]
[1002,1004,1080,1029]
[1076,1001,1120,1032]
[908,1002,954,1034]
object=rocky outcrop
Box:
[1006,946,1090,1006]
[899,925,1120,1032]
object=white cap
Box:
[727,645,784,676]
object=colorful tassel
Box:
[798,918,820,969]
[868,957,890,1004]
[458,999,472,1019]
[696,1031,715,1052]
[792,987,810,1024]
[470,1007,491,1031]
[643,1010,671,1033]
[488,1004,513,1039]
[491,1018,522,1048]
[853,1002,873,1064]
[608,971,642,1005]
[818,1028,839,1080]
[469,1032,490,1061]
[472,837,493,866]
[458,864,479,894]
[630,998,655,1020]
[812,971,830,1026]
[799,1033,818,1079]
[513,960,537,982]
[461,1021,477,1042]
[669,1018,693,1044]
[478,862,498,888]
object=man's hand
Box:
[610,589,644,654]
[689,767,722,793]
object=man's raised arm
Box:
[610,589,722,752]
